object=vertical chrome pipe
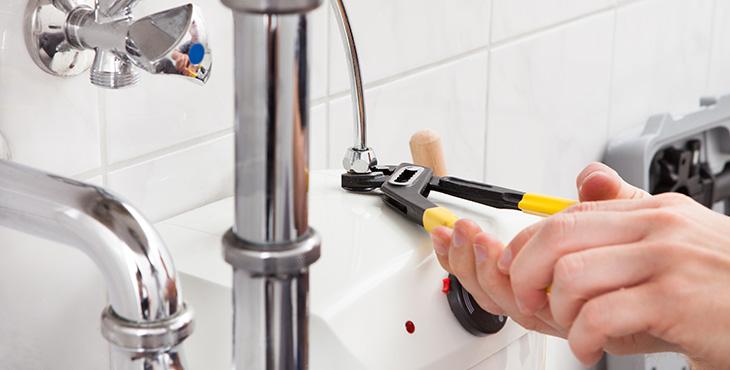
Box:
[222,2,321,370]
[232,12,309,242]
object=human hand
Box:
[431,163,648,338]
[500,165,730,368]
[172,50,191,73]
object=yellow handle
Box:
[423,207,459,232]
[518,193,577,216]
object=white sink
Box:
[0,170,546,369]
[157,170,546,370]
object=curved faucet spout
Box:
[0,160,191,369]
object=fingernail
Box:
[578,171,600,194]
[431,233,449,256]
[453,229,466,248]
[473,243,488,264]
[498,247,513,271]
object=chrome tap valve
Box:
[26,0,212,88]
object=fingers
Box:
[473,232,564,335]
[431,226,453,272]
[576,162,649,202]
[448,220,503,314]
[563,196,662,214]
[550,244,659,327]
[505,212,649,314]
[568,285,663,367]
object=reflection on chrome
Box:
[26,0,212,88]
[0,160,193,370]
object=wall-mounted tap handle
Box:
[26,0,212,87]
[126,4,212,84]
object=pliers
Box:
[342,163,577,232]
[342,162,577,336]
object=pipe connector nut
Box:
[223,228,321,274]
[343,147,378,174]
[101,304,194,353]
[221,0,321,14]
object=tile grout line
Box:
[704,0,720,93]
[98,89,109,186]
[604,4,621,142]
[324,1,642,106]
[72,127,234,179]
[482,0,496,182]
[324,0,332,169]
[327,44,492,102]
[490,5,617,51]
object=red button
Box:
[405,320,415,334]
[441,277,451,294]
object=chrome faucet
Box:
[0,160,193,370]
[26,0,212,88]
[332,0,378,174]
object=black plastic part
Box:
[380,163,438,226]
[430,176,524,211]
[340,166,397,192]
[649,140,730,213]
[446,274,508,336]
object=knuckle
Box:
[554,254,585,290]
[655,192,690,205]
[581,300,609,334]
[568,201,598,214]
[544,214,577,241]
[648,208,683,228]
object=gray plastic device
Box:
[605,95,730,215]
[602,95,730,370]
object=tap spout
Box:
[0,160,192,369]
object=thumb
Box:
[576,162,650,202]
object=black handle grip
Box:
[714,162,730,202]
[430,176,524,210]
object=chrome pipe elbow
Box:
[0,160,192,370]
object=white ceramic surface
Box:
[328,52,489,181]
[327,0,492,94]
[609,0,715,136]
[106,134,235,222]
[158,170,546,370]
[486,12,613,199]
[490,0,613,42]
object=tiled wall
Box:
[2,0,730,221]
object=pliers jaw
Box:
[340,165,396,192]
[380,165,438,226]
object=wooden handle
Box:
[409,129,447,177]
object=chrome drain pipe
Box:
[219,1,322,369]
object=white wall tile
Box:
[328,0,491,94]
[311,0,329,101]
[107,134,234,222]
[0,11,101,176]
[311,104,329,170]
[491,0,614,42]
[708,0,730,97]
[486,13,614,198]
[329,52,489,180]
[609,0,715,136]
[104,0,234,164]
